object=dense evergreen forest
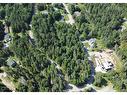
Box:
[0,3,127,92]
[0,3,91,92]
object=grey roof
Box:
[4,34,12,42]
[74,11,81,17]
[7,58,16,67]
[89,38,96,43]
[41,10,48,14]
[3,43,9,49]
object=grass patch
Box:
[91,55,96,67]
[84,42,90,48]
[64,14,69,21]
[96,39,107,50]
[60,9,65,14]
[123,22,127,28]
[111,52,123,72]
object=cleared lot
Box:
[90,50,115,73]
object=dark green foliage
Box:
[117,29,127,61]
[5,4,33,33]
[68,4,76,14]
[53,3,64,9]
[2,3,127,92]
[68,4,81,15]
[37,4,47,11]
[0,81,11,92]
[0,9,5,20]
[0,4,6,19]
[0,21,5,41]
[94,73,107,87]
[53,11,62,21]
[76,4,127,91]
[32,12,91,86]
[9,34,67,92]
[76,4,127,48]
[106,70,127,91]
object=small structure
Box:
[54,7,59,11]
[3,34,12,49]
[74,11,81,17]
[102,59,113,71]
[4,34,12,43]
[95,54,114,72]
[89,38,96,48]
[7,58,16,67]
[3,43,9,49]
[41,10,48,15]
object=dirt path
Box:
[96,83,116,92]
[0,72,15,91]
[67,83,115,92]
[63,3,75,25]
[66,83,82,92]
[0,72,7,78]
[34,4,38,15]
[28,30,34,39]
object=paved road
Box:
[63,3,75,25]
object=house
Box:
[3,34,12,49]
[95,55,113,72]
[7,58,16,67]
[3,43,9,49]
[101,59,111,70]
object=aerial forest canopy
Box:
[0,3,91,92]
[0,3,127,92]
[74,4,127,91]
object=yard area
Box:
[83,38,120,73]
[91,50,114,73]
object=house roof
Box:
[41,10,48,14]
[74,11,81,17]
[4,34,11,42]
[89,38,96,43]
[7,58,16,67]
